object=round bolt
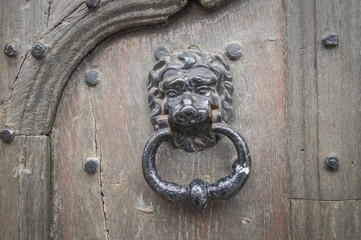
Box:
[225,42,243,60]
[324,155,339,171]
[86,0,100,9]
[85,70,99,86]
[31,42,46,58]
[84,158,99,174]
[322,33,338,49]
[4,43,17,57]
[0,128,15,143]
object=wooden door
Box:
[0,0,359,239]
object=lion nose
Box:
[180,106,198,120]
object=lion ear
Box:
[154,45,170,60]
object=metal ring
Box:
[142,123,251,210]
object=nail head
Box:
[85,70,99,86]
[86,0,100,9]
[4,43,17,57]
[225,42,242,60]
[31,43,46,58]
[85,158,99,174]
[324,155,339,171]
[322,33,338,49]
[0,129,15,143]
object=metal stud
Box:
[4,43,17,57]
[0,128,15,143]
[86,0,100,9]
[324,155,339,171]
[84,158,99,174]
[31,43,46,58]
[322,33,338,49]
[225,42,242,60]
[85,70,99,86]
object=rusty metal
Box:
[143,48,251,209]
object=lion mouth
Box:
[169,110,211,134]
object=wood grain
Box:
[286,0,361,200]
[51,66,107,239]
[316,0,361,200]
[52,0,289,239]
[47,0,85,29]
[291,199,360,239]
[3,0,188,135]
[0,1,51,239]
[0,136,50,239]
[0,0,49,104]
[285,0,320,200]
[1,0,359,238]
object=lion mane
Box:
[147,49,233,129]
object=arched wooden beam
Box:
[4,0,228,135]
[4,0,188,135]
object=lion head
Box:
[148,48,233,152]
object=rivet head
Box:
[0,129,15,143]
[324,155,339,171]
[4,43,17,57]
[31,43,46,58]
[86,0,100,9]
[322,33,338,49]
[85,70,99,86]
[85,158,99,174]
[225,42,242,60]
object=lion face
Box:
[162,67,220,134]
[148,49,233,152]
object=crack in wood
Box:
[0,51,31,106]
[5,1,188,135]
[87,86,110,239]
[44,2,86,36]
[46,0,53,28]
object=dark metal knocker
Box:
[143,47,251,210]
[143,123,250,210]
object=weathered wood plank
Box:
[316,0,361,200]
[291,200,360,240]
[285,0,320,199]
[47,0,85,29]
[0,0,48,109]
[4,0,188,135]
[52,0,289,238]
[0,136,50,239]
[286,0,361,200]
[51,66,107,239]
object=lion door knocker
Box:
[142,47,251,210]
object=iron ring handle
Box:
[142,123,251,210]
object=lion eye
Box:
[195,87,212,95]
[166,90,180,98]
